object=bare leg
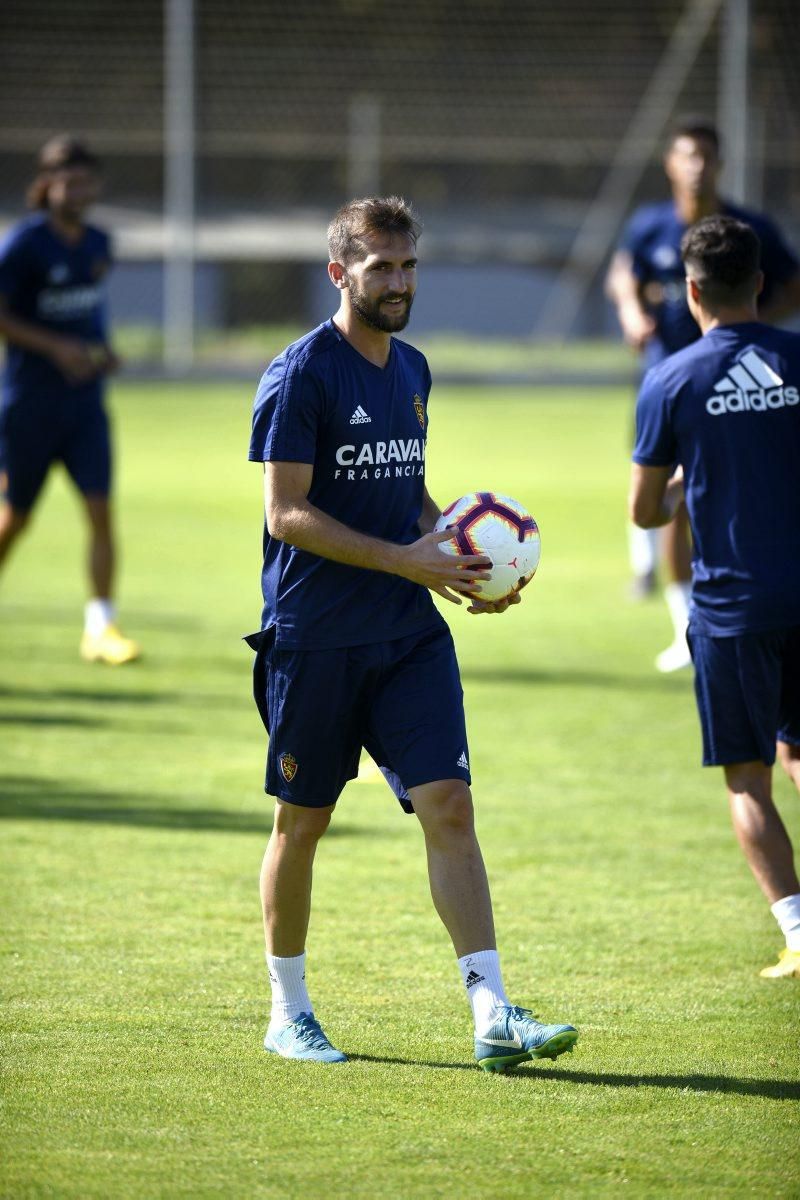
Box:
[411,780,496,957]
[777,740,800,793]
[260,800,333,956]
[725,760,799,904]
[0,503,31,571]
[80,494,114,599]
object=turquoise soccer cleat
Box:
[475,1005,578,1073]
[264,1013,348,1063]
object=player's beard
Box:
[347,279,414,333]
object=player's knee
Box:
[273,801,332,848]
[416,781,475,840]
[724,760,771,802]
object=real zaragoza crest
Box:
[279,753,298,782]
[413,394,425,429]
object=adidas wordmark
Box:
[349,406,371,424]
[706,350,798,415]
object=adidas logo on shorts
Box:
[349,406,371,424]
[457,751,469,771]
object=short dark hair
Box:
[327,196,421,266]
[681,215,761,306]
[27,135,101,209]
[666,117,721,156]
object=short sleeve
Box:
[632,368,676,467]
[248,353,324,464]
[0,228,31,304]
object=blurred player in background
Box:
[246,196,578,1068]
[0,135,138,664]
[607,118,800,672]
[630,215,800,979]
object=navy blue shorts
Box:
[246,624,471,812]
[688,624,800,767]
[0,393,111,511]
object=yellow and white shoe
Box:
[80,624,141,665]
[759,948,800,979]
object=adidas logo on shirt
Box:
[705,350,798,415]
[349,406,371,424]
[457,751,469,771]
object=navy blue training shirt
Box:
[620,201,799,369]
[0,212,111,404]
[633,322,800,636]
[249,319,445,650]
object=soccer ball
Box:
[434,492,541,603]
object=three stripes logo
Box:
[705,350,798,416]
[457,751,469,771]
[465,969,485,989]
[349,405,371,425]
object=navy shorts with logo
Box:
[0,392,111,511]
[245,623,471,812]
[688,624,800,767]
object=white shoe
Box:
[655,639,692,673]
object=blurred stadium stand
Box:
[0,0,798,374]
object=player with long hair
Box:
[0,135,138,663]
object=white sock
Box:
[664,581,691,642]
[457,950,510,1034]
[628,523,658,576]
[84,598,115,637]
[266,952,312,1026]
[771,894,800,952]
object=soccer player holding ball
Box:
[630,215,800,978]
[0,136,138,664]
[246,196,578,1067]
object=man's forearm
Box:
[0,312,61,358]
[633,477,685,528]
[268,497,408,576]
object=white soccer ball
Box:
[434,492,541,603]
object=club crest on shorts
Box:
[413,393,425,429]
[279,752,298,782]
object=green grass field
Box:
[1,380,798,1198]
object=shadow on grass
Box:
[0,684,177,705]
[348,1055,800,1098]
[0,683,250,711]
[0,710,105,727]
[0,603,204,633]
[460,665,690,692]
[0,775,292,836]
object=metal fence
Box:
[1,0,798,373]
